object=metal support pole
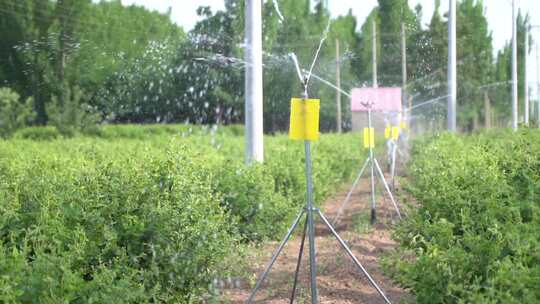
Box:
[290,217,308,304]
[512,0,519,130]
[333,158,370,226]
[336,39,342,133]
[368,109,377,224]
[407,94,413,130]
[390,140,397,190]
[248,119,394,304]
[372,19,378,88]
[333,139,402,224]
[245,0,264,163]
[484,91,492,129]
[401,22,407,91]
[247,15,394,301]
[448,0,457,132]
[246,210,305,303]
[304,141,318,303]
[317,210,392,304]
[529,88,536,125]
[373,158,402,219]
[525,26,529,125]
[537,29,540,128]
[401,22,408,123]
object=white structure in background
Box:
[350,87,402,132]
[245,0,264,163]
[447,0,457,132]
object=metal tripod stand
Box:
[246,136,392,304]
[334,104,402,226]
[388,132,405,191]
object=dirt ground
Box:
[220,174,412,304]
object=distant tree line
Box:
[0,0,534,136]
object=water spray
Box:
[247,16,392,304]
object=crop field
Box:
[0,124,366,302]
[2,0,540,302]
[385,129,540,303]
[1,125,540,303]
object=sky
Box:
[120,0,540,96]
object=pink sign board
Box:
[351,87,402,112]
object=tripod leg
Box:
[304,141,318,304]
[316,210,393,304]
[332,158,369,226]
[390,142,397,191]
[373,158,402,220]
[307,208,318,303]
[386,140,392,172]
[396,146,404,158]
[370,156,377,224]
[246,210,305,303]
[375,177,393,222]
[290,217,308,304]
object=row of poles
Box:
[526,23,540,127]
[475,0,540,130]
[242,1,536,302]
[245,0,540,164]
[244,2,405,303]
[448,0,540,131]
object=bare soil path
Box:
[221,176,411,303]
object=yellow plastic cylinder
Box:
[391,126,400,140]
[384,126,391,139]
[363,127,375,148]
[289,98,320,141]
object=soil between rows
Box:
[221,174,412,304]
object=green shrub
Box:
[98,124,241,140]
[0,143,234,302]
[386,130,540,303]
[212,160,295,241]
[0,126,366,300]
[224,124,244,136]
[12,126,61,140]
[0,87,35,138]
[99,124,186,139]
[47,86,100,136]
[206,134,362,241]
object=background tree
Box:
[455,0,493,130]
[0,0,530,133]
[378,0,418,86]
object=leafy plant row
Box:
[0,125,365,302]
[10,123,246,140]
[386,130,540,303]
